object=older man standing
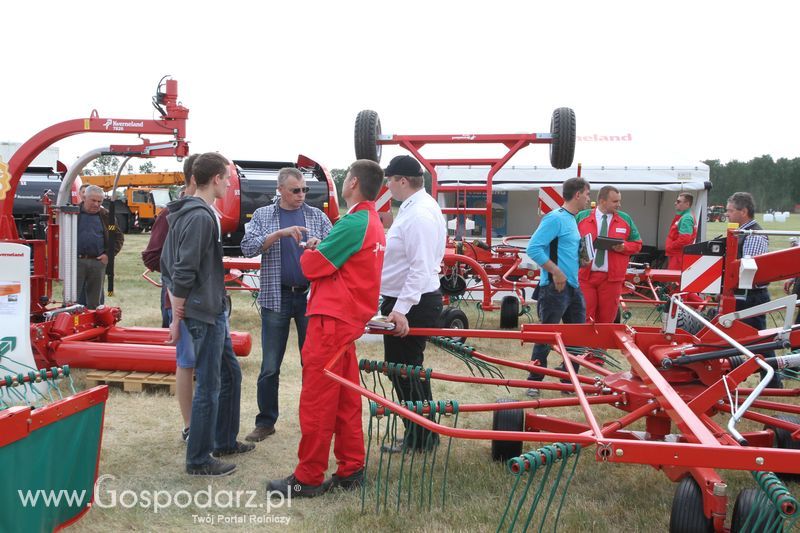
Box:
[241,168,332,442]
[726,191,782,388]
[76,184,123,309]
[380,155,446,453]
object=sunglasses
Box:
[289,187,310,194]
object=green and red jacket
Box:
[300,201,386,327]
[576,208,642,282]
[665,209,697,259]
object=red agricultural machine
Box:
[354,108,576,331]
[337,227,800,531]
[1,78,252,375]
[353,109,705,332]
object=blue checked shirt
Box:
[240,200,332,311]
[739,219,769,258]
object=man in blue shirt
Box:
[526,177,591,397]
[240,168,332,442]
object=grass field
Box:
[62,217,799,532]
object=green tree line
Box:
[705,155,800,212]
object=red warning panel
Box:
[680,254,723,294]
[538,186,563,214]
[375,185,392,213]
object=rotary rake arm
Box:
[329,316,800,530]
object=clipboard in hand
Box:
[594,236,624,250]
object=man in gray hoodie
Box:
[161,152,254,476]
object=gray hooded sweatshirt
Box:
[160,196,225,324]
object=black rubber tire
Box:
[115,213,129,234]
[549,107,576,169]
[437,308,468,344]
[499,296,520,329]
[613,307,622,324]
[354,110,382,163]
[663,308,704,335]
[439,274,467,297]
[730,488,781,532]
[763,414,800,481]
[491,398,524,462]
[668,477,713,533]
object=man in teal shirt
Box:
[526,177,591,397]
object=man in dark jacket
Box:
[76,185,124,309]
[162,152,253,476]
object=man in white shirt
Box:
[380,155,446,452]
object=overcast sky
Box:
[2,1,798,173]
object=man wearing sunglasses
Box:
[241,167,332,443]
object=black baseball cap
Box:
[384,155,423,177]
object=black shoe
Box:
[187,458,237,477]
[326,468,365,491]
[212,441,256,458]
[267,474,329,498]
[181,427,190,443]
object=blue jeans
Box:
[529,283,586,381]
[255,288,308,428]
[185,312,242,466]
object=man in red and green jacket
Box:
[268,159,386,498]
[576,186,642,323]
[665,193,697,270]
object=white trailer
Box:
[436,164,710,260]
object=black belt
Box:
[77,254,99,259]
[734,287,768,295]
[282,285,309,293]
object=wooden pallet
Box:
[85,370,176,395]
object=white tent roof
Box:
[435,164,710,192]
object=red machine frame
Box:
[338,228,800,531]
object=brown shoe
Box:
[245,426,276,442]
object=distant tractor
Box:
[707,205,726,222]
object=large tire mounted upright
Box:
[549,107,576,169]
[354,110,382,163]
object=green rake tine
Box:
[382,411,401,512]
[497,457,526,533]
[362,401,379,513]
[510,451,542,531]
[537,443,571,533]
[522,447,556,532]
[552,445,581,532]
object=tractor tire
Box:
[549,107,576,169]
[499,296,520,329]
[668,477,713,533]
[664,308,704,336]
[730,488,781,532]
[763,414,800,481]
[354,110,382,163]
[491,398,525,462]
[437,308,469,344]
[115,213,129,234]
[719,214,727,223]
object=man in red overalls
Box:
[267,159,386,497]
[665,193,697,270]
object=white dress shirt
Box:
[591,208,610,273]
[381,188,446,315]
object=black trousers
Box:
[381,291,443,447]
[736,288,782,388]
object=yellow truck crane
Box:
[81,172,185,233]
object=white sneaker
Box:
[526,388,540,398]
